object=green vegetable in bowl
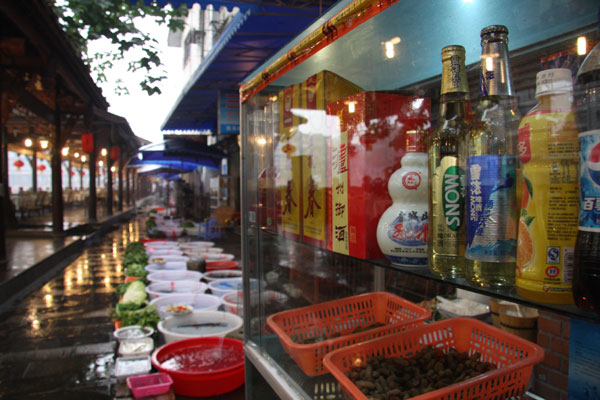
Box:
[120,305,160,329]
[115,282,132,300]
[182,221,195,228]
[121,280,147,305]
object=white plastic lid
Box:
[535,68,573,96]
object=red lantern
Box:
[71,171,75,176]
[110,146,120,161]
[81,170,86,176]
[13,159,24,170]
[37,165,46,172]
[81,133,94,153]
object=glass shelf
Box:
[258,227,600,324]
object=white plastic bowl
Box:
[145,261,188,273]
[146,281,208,300]
[202,247,224,253]
[147,270,203,283]
[222,290,288,318]
[202,253,235,261]
[179,241,214,249]
[146,249,184,257]
[157,311,243,343]
[113,325,154,341]
[151,255,189,263]
[150,293,222,319]
[202,270,243,282]
[208,278,265,297]
[144,241,178,248]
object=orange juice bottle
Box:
[516,68,578,304]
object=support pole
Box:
[88,136,97,222]
[51,85,64,234]
[118,152,123,212]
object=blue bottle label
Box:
[385,210,428,266]
[579,129,600,232]
[466,155,518,262]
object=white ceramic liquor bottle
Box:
[377,130,429,266]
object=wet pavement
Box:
[0,217,245,400]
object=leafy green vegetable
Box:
[182,221,195,228]
[120,305,161,329]
[125,263,147,279]
[115,282,132,300]
[126,242,145,253]
[146,219,157,230]
[116,302,142,315]
[121,280,147,305]
[123,251,149,267]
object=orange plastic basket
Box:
[323,317,544,400]
[266,292,431,376]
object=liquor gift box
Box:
[300,71,362,248]
[327,92,431,259]
[258,99,280,232]
[277,83,303,240]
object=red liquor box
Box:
[277,83,303,240]
[300,71,363,248]
[327,92,431,259]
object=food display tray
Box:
[266,292,431,376]
[323,317,544,400]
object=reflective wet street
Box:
[0,220,142,399]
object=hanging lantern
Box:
[13,159,24,170]
[37,165,46,172]
[110,146,120,161]
[81,170,86,176]
[71,171,76,176]
[81,133,94,153]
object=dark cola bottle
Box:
[573,37,600,313]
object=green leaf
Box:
[524,176,533,198]
[525,215,535,226]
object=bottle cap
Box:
[535,68,573,97]
[480,25,509,45]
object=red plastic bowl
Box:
[151,337,245,397]
[141,238,168,244]
[206,260,239,271]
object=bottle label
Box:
[431,157,464,254]
[578,129,600,232]
[384,208,428,266]
[516,109,578,292]
[466,155,518,262]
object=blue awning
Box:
[129,138,227,170]
[158,2,328,131]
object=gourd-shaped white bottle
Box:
[377,130,429,266]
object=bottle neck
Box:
[480,40,515,97]
[439,92,470,120]
[537,92,573,110]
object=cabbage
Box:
[120,280,147,305]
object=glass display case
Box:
[239,1,600,398]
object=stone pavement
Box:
[0,217,246,400]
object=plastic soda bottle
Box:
[573,38,600,313]
[377,130,429,266]
[516,68,578,304]
[465,25,521,288]
[428,45,469,279]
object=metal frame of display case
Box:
[240,0,600,398]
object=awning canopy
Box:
[129,138,227,170]
[156,1,334,132]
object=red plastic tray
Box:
[206,260,239,271]
[127,372,173,398]
[324,317,544,400]
[266,292,431,376]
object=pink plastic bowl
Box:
[151,337,245,397]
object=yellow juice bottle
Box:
[516,68,578,304]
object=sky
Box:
[87,18,185,145]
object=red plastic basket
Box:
[141,238,168,244]
[323,317,544,400]
[266,292,431,376]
